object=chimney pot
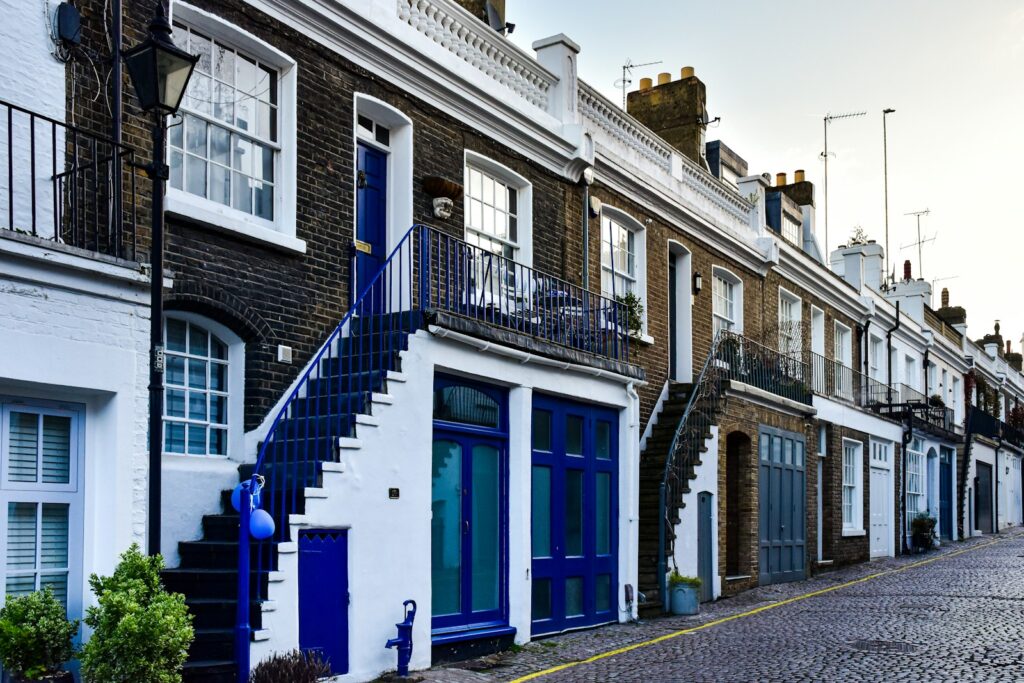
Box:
[1008,340,1013,354]
[794,169,805,183]
[941,288,949,308]
[639,77,653,91]
[657,72,671,85]
[681,66,695,79]
[775,172,787,187]
[903,260,912,281]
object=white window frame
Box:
[778,288,802,359]
[904,355,918,392]
[842,438,864,534]
[463,150,533,268]
[869,335,884,382]
[599,207,648,338]
[906,443,926,517]
[834,322,853,400]
[0,397,85,617]
[712,266,743,336]
[167,1,302,253]
[870,439,892,470]
[163,313,245,460]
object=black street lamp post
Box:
[123,1,198,557]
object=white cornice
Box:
[242,0,583,177]
[775,242,866,321]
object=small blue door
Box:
[939,449,953,541]
[298,529,349,675]
[698,492,714,602]
[531,396,617,636]
[355,142,388,303]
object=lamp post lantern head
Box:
[123,2,198,115]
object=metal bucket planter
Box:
[668,575,701,615]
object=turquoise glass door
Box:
[531,396,617,635]
[431,376,508,637]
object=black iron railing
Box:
[809,352,891,407]
[717,331,812,405]
[0,99,138,258]
[970,406,1024,448]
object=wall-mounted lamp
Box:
[693,272,703,295]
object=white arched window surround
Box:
[353,94,413,256]
[166,1,302,253]
[600,206,649,339]
[163,312,245,460]
[711,266,743,335]
[463,150,533,268]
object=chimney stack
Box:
[903,259,912,281]
[626,66,709,169]
[941,287,949,308]
[1008,340,1013,355]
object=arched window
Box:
[163,315,243,457]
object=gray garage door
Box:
[759,427,806,585]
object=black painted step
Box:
[202,514,239,542]
[178,540,274,570]
[289,391,369,419]
[186,597,262,630]
[319,349,401,377]
[189,628,233,662]
[163,568,270,601]
[183,660,234,683]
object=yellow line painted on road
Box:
[510,538,1005,682]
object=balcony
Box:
[970,407,1024,449]
[715,331,811,405]
[0,99,138,259]
[417,226,635,369]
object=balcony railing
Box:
[419,226,630,362]
[810,352,891,408]
[0,99,138,259]
[970,407,1024,448]
[716,331,811,405]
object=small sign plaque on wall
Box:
[388,488,400,500]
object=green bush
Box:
[667,571,702,589]
[79,544,194,683]
[250,650,330,683]
[0,588,78,680]
[616,292,645,336]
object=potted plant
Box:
[0,588,78,683]
[615,292,644,338]
[667,571,702,615]
[910,513,937,553]
[79,544,194,683]
[928,394,945,408]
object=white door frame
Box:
[869,439,894,559]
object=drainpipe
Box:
[861,320,872,379]
[901,414,913,553]
[923,348,931,399]
[887,302,901,403]
[581,179,590,286]
[111,0,124,256]
[995,434,1001,533]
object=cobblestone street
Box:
[412,531,1024,682]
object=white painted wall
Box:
[670,426,720,600]
[0,0,66,238]
[0,237,150,623]
[251,329,640,682]
[964,442,997,536]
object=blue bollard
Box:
[384,599,417,676]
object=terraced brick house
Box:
[3,1,1024,682]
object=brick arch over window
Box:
[165,280,273,346]
[725,430,753,578]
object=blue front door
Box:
[431,376,508,638]
[939,449,953,541]
[298,529,349,675]
[531,395,617,636]
[758,428,806,585]
[355,142,388,302]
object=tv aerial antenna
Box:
[901,209,934,279]
[615,58,662,110]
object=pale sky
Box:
[509,0,1024,346]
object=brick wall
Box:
[71,0,585,433]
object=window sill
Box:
[842,528,866,537]
[166,193,306,255]
[631,333,655,346]
[431,624,516,645]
